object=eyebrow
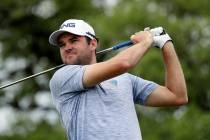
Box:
[69,36,79,40]
[57,35,80,45]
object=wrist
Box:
[162,41,175,54]
[153,33,172,49]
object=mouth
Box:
[64,51,77,60]
[65,50,76,56]
[61,49,78,64]
[65,53,75,59]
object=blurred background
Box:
[0,0,210,139]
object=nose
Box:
[63,42,73,52]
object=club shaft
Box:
[0,64,65,89]
[0,40,133,89]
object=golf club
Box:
[0,40,133,89]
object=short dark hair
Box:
[85,37,92,45]
[85,36,99,45]
[85,37,98,54]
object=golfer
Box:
[49,19,188,140]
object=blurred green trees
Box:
[0,0,210,139]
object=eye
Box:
[69,38,78,43]
[58,43,65,48]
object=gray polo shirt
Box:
[50,65,158,140]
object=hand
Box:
[130,31,153,47]
[149,27,165,36]
[145,27,172,49]
[153,33,172,49]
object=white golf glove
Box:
[149,27,165,36]
[153,33,172,49]
[144,27,172,49]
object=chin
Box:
[63,59,80,65]
[64,61,75,65]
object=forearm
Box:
[162,42,188,101]
[83,31,153,88]
[83,40,151,87]
[112,40,151,68]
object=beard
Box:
[62,51,93,65]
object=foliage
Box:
[0,121,66,140]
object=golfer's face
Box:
[58,33,93,65]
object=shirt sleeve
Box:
[49,65,86,104]
[128,74,159,105]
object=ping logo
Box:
[60,23,75,29]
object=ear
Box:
[89,39,97,51]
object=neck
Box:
[89,55,97,64]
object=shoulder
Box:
[123,73,157,86]
[53,65,84,78]
[113,73,142,84]
[56,65,84,74]
[50,65,85,85]
[123,73,142,81]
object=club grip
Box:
[112,40,133,50]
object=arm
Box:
[83,31,153,88]
[145,41,188,106]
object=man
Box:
[49,19,188,140]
